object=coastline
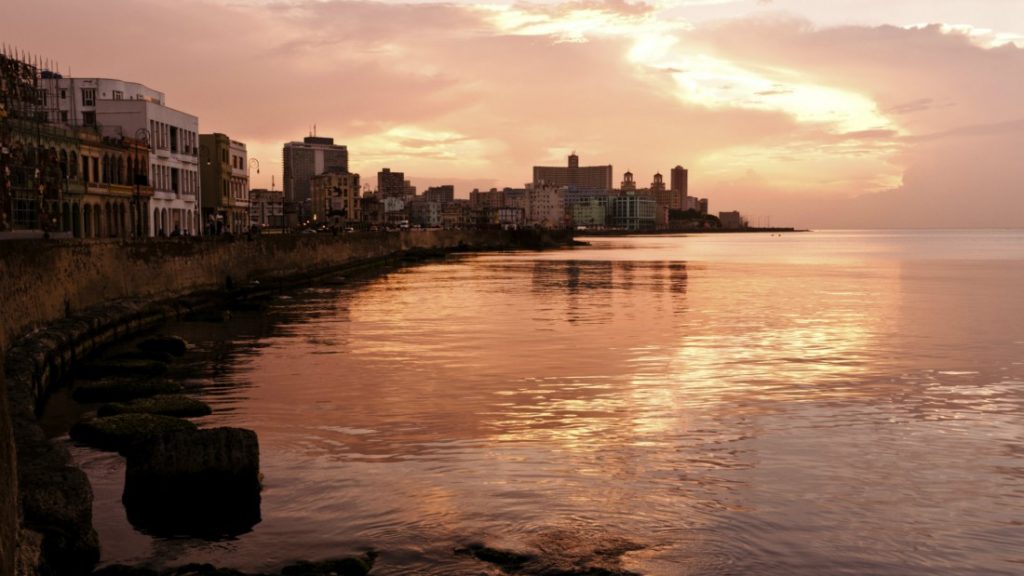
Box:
[0,229,574,576]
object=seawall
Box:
[0,228,570,575]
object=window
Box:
[60,89,67,99]
[112,90,123,100]
[60,110,68,122]
[82,88,96,106]
[82,111,96,126]
[169,127,178,154]
[171,168,180,194]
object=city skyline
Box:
[4,0,1023,228]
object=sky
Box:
[3,0,1023,228]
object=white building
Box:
[526,184,566,228]
[44,77,201,235]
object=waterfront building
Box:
[1,51,154,238]
[42,75,199,236]
[441,200,472,229]
[249,188,284,229]
[671,165,688,204]
[282,136,348,211]
[423,185,454,204]
[526,184,567,228]
[309,171,360,225]
[610,192,656,230]
[719,210,746,229]
[359,195,383,227]
[409,198,442,228]
[533,153,612,191]
[199,133,249,234]
[620,171,636,192]
[377,168,406,198]
[572,196,609,228]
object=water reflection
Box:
[73,232,1024,575]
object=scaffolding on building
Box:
[1,45,66,234]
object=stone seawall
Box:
[0,228,570,575]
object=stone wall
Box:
[0,373,15,576]
[0,228,569,575]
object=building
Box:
[719,211,746,229]
[571,196,609,228]
[2,50,154,238]
[409,199,442,228]
[533,153,612,191]
[423,185,454,204]
[620,171,636,192]
[199,133,249,234]
[250,188,284,229]
[43,75,201,236]
[282,136,348,210]
[671,165,688,200]
[526,184,567,228]
[309,171,360,225]
[610,192,656,231]
[377,168,405,198]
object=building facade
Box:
[44,76,200,236]
[2,51,154,238]
[533,153,613,191]
[610,192,656,230]
[282,136,348,211]
[309,171,360,225]
[199,133,249,234]
[377,168,406,198]
[423,185,454,203]
[250,188,284,229]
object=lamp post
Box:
[247,157,259,233]
[133,127,151,238]
[199,144,212,234]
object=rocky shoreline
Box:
[2,234,610,576]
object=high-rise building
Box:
[377,168,405,197]
[423,185,454,203]
[44,76,200,236]
[533,153,612,191]
[282,136,348,206]
[671,165,688,200]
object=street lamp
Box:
[133,127,151,238]
[247,158,259,232]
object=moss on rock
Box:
[73,379,184,403]
[69,414,197,454]
[98,395,212,418]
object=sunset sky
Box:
[4,0,1023,228]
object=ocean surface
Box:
[60,230,1024,574]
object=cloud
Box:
[2,0,1023,227]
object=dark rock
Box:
[18,465,100,575]
[78,359,169,380]
[92,565,159,576]
[123,427,261,538]
[455,543,534,571]
[98,395,212,418]
[70,414,197,454]
[137,336,188,357]
[110,350,177,364]
[163,564,251,576]
[73,379,184,403]
[279,552,376,576]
